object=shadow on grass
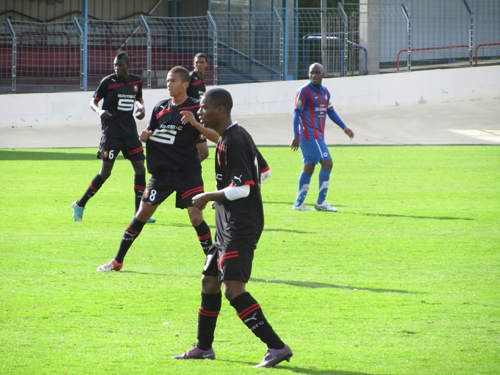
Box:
[223,360,374,375]
[251,277,415,294]
[0,150,98,160]
[361,212,473,221]
[286,366,375,375]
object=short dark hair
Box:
[115,51,130,65]
[194,53,208,63]
[204,88,233,114]
[168,66,190,83]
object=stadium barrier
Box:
[1,65,499,129]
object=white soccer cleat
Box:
[97,259,123,272]
[314,201,338,212]
[292,204,314,211]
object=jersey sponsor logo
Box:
[234,175,243,184]
[150,126,179,145]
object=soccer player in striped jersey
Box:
[289,63,354,212]
[96,66,219,272]
[71,51,155,223]
[173,88,292,368]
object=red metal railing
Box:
[475,43,500,66]
[397,45,469,72]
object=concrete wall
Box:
[1,65,499,129]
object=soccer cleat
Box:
[97,259,123,272]
[147,217,157,223]
[292,204,314,211]
[172,345,215,360]
[72,201,85,222]
[314,201,338,212]
[253,344,293,368]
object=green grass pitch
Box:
[1,145,499,374]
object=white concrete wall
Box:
[1,65,499,129]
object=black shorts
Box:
[202,244,254,283]
[97,135,145,161]
[142,170,204,209]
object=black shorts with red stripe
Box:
[97,135,145,161]
[202,244,254,283]
[143,169,204,209]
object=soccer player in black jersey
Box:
[96,66,220,272]
[173,88,292,368]
[186,53,208,100]
[71,51,155,223]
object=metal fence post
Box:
[73,18,85,91]
[338,2,348,77]
[273,7,284,81]
[463,0,473,67]
[7,19,16,94]
[320,0,328,74]
[401,3,411,72]
[140,15,152,89]
[207,11,218,86]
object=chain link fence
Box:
[75,18,149,92]
[143,16,215,89]
[4,20,81,93]
[0,2,499,94]
[0,22,13,94]
[210,11,283,84]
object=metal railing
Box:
[0,2,498,94]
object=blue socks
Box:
[317,169,331,204]
[294,172,312,207]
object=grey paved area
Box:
[1,97,499,149]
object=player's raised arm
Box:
[180,110,219,143]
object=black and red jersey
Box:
[93,73,143,137]
[214,123,264,250]
[146,97,206,174]
[186,71,207,100]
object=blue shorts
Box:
[300,138,332,164]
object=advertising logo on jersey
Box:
[133,85,139,93]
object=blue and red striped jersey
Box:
[293,82,335,141]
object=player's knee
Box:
[321,159,333,170]
[224,283,246,302]
[201,275,220,294]
[99,170,111,180]
[189,211,204,227]
[303,163,315,174]
[132,161,146,174]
